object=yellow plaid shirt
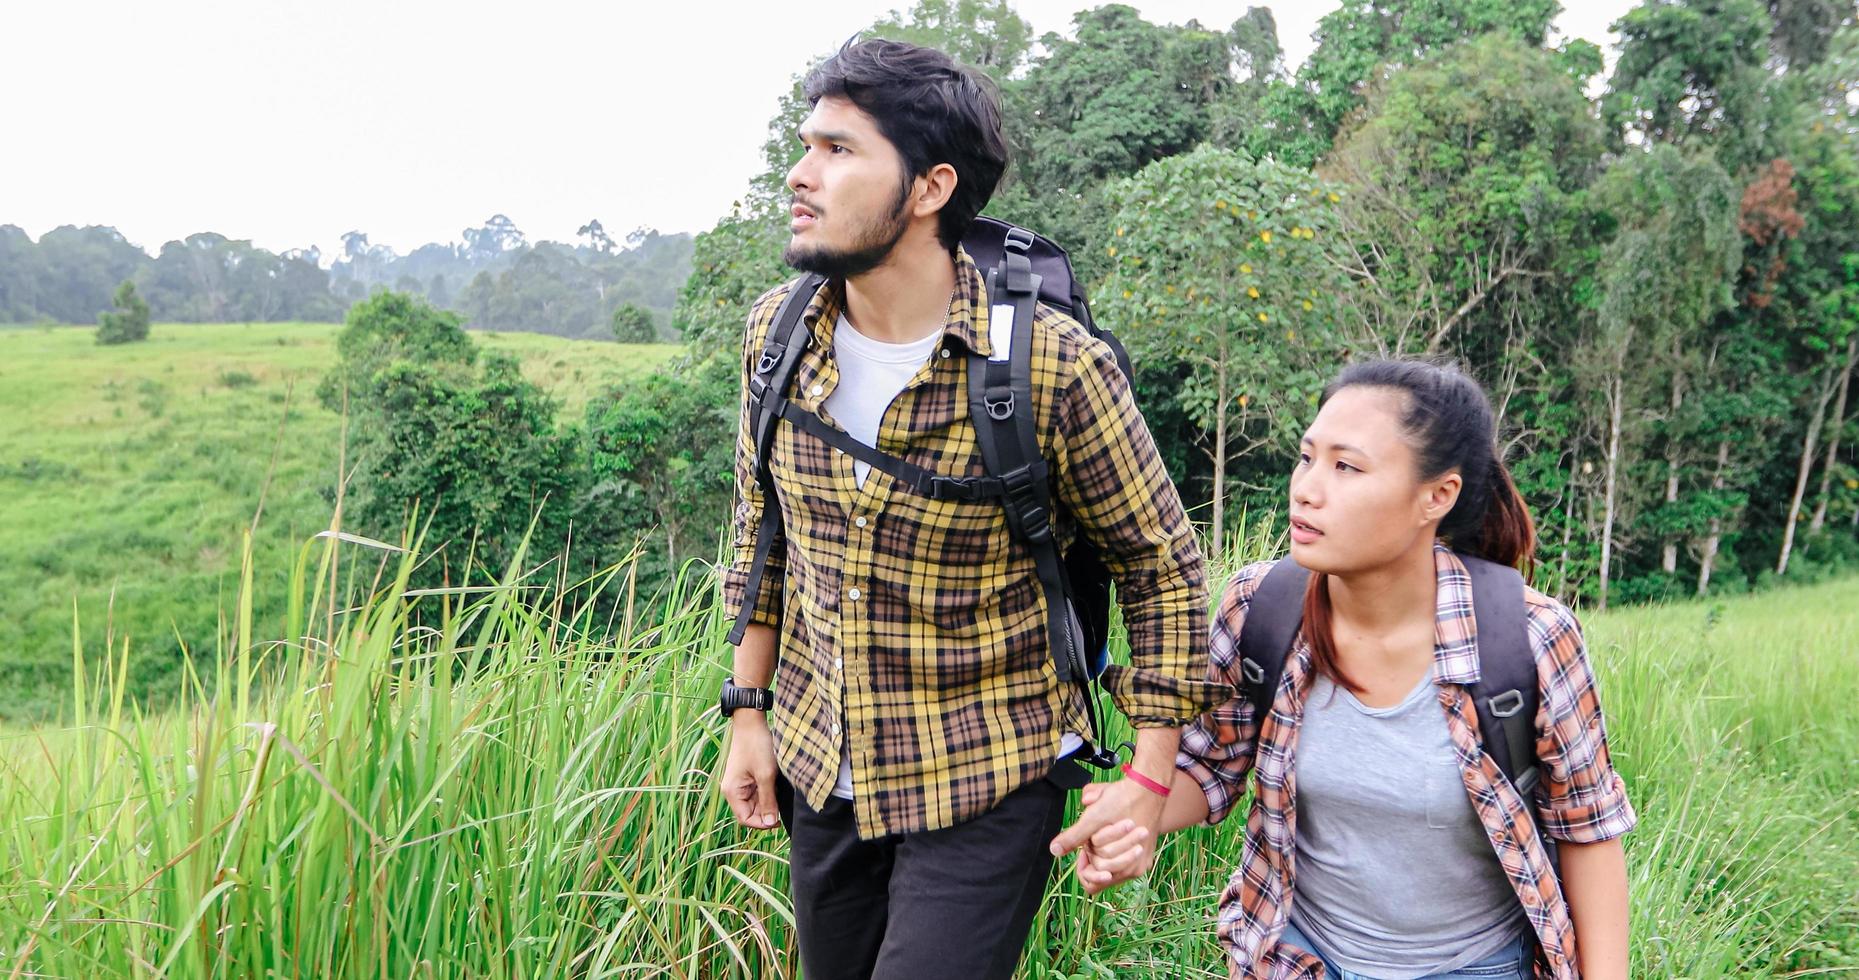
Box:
[721,247,1222,838]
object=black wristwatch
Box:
[719,678,774,717]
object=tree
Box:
[317,290,477,414]
[1604,0,1777,171]
[611,303,657,343]
[1583,144,1742,608]
[1251,0,1560,167]
[1097,145,1351,549]
[95,279,150,345]
[577,219,616,254]
[320,291,580,586]
[36,225,150,324]
[581,351,737,578]
[346,353,581,586]
[461,214,527,264]
[1323,34,1606,358]
[866,0,1033,77]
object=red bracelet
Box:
[1121,762,1171,797]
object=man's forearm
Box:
[1127,725,1181,786]
[732,623,778,689]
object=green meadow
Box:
[0,322,677,721]
[0,517,1852,978]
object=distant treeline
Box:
[0,216,694,341]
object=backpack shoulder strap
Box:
[725,274,824,646]
[970,236,1118,766]
[1459,554,1540,796]
[1236,558,1311,726]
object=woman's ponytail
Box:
[1476,453,1537,578]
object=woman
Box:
[1080,360,1634,979]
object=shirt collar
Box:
[1430,542,1483,685]
[797,245,993,358]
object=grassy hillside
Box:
[0,527,1852,977]
[0,322,677,721]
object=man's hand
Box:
[1049,727,1180,894]
[720,712,781,830]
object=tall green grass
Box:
[0,516,1854,977]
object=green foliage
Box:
[674,203,792,358]
[1008,6,1224,198]
[1251,0,1561,167]
[1592,145,1743,347]
[1098,145,1351,544]
[320,292,583,586]
[446,229,694,341]
[95,280,150,345]
[1324,33,1607,357]
[344,352,581,581]
[581,351,738,580]
[1604,0,1777,169]
[610,303,658,343]
[866,0,1033,76]
[316,290,476,413]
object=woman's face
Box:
[1287,386,1461,575]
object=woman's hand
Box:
[1073,782,1154,894]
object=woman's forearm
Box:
[1156,769,1212,834]
[1559,837,1629,979]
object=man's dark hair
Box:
[803,38,1008,252]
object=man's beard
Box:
[783,182,913,279]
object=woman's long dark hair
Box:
[1302,359,1537,694]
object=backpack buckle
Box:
[755,344,785,375]
[1003,226,1036,254]
[985,391,1015,420]
[1488,689,1526,717]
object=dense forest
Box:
[664,0,1859,609]
[0,215,693,341]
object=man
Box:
[716,38,1219,979]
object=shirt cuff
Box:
[720,562,784,628]
[1101,663,1231,727]
[1538,769,1638,843]
[1174,751,1240,825]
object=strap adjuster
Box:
[1240,657,1266,686]
[1488,689,1526,717]
[755,344,786,375]
[985,392,1015,420]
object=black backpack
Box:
[1235,554,1546,800]
[725,216,1129,770]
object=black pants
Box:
[775,758,1087,980]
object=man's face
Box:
[783,96,915,278]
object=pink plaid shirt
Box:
[1176,544,1637,978]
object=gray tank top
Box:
[1289,669,1528,978]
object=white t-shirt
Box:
[822,313,1082,800]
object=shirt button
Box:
[847,587,862,601]
[831,722,842,736]
[810,384,824,397]
[854,516,868,528]
[835,657,844,671]
[939,349,951,359]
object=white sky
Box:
[0,0,1635,262]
